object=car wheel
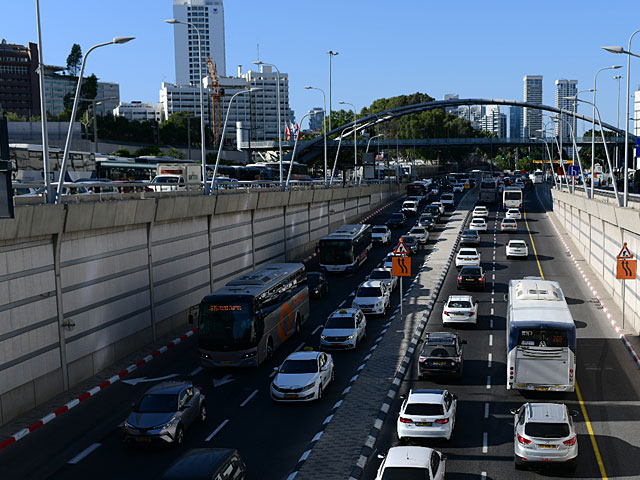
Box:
[174,425,184,446]
[199,403,207,423]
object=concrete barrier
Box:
[0,183,406,425]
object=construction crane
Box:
[206,57,222,150]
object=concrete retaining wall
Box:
[552,188,640,334]
[0,183,405,425]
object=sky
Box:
[3,0,640,135]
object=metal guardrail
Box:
[554,183,640,204]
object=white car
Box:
[505,208,521,220]
[440,193,455,209]
[270,350,334,402]
[368,267,398,291]
[372,225,391,245]
[397,389,457,441]
[407,195,423,205]
[515,180,525,189]
[402,200,419,216]
[452,182,464,193]
[455,248,481,268]
[320,308,367,350]
[506,239,529,259]
[376,446,446,480]
[473,206,489,218]
[469,217,487,232]
[352,280,390,316]
[408,226,429,244]
[431,202,445,215]
[383,252,401,269]
[500,218,518,232]
[150,174,186,192]
[442,295,478,326]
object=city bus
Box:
[479,178,498,203]
[506,277,576,392]
[318,224,372,273]
[198,263,309,367]
[407,181,429,199]
[503,186,523,209]
[533,170,544,184]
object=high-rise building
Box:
[444,93,459,114]
[0,40,40,117]
[113,101,161,122]
[172,0,226,86]
[510,106,523,139]
[308,107,324,131]
[523,75,543,138]
[555,79,578,141]
[481,106,506,138]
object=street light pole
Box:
[340,101,358,184]
[166,19,207,193]
[286,111,316,189]
[305,86,328,185]
[56,37,134,203]
[327,51,338,134]
[367,133,384,181]
[614,74,623,171]
[35,0,53,203]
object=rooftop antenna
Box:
[256,43,260,63]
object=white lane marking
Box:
[482,432,488,452]
[240,389,258,407]
[189,366,203,377]
[489,334,493,346]
[205,419,229,441]
[68,443,101,464]
[294,343,305,352]
[481,472,487,480]
[312,325,322,335]
[488,353,493,368]
[486,376,491,390]
[339,300,346,307]
[491,297,494,304]
[492,274,495,280]
[490,318,494,329]
[490,307,494,315]
[484,403,489,419]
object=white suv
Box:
[506,240,528,259]
[473,206,489,218]
[372,225,391,245]
[402,200,418,216]
[455,248,481,268]
[397,389,457,441]
[375,446,445,480]
[352,280,390,316]
[442,295,478,326]
[440,193,455,209]
[368,267,398,291]
[408,226,429,244]
[320,308,367,350]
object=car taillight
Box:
[399,417,412,423]
[436,418,449,424]
[563,436,577,446]
[419,356,426,362]
[517,433,532,445]
[455,357,461,363]
[457,276,462,281]
[444,311,449,316]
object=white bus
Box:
[198,263,310,367]
[506,277,576,392]
[503,186,523,209]
[533,170,544,184]
[319,224,372,273]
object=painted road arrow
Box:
[122,373,179,386]
[212,374,235,388]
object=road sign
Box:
[568,165,581,177]
[392,256,411,277]
[393,238,409,256]
[617,259,637,279]
[617,243,633,260]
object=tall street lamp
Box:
[603,36,640,206]
[286,110,318,189]
[613,74,623,171]
[165,18,208,193]
[56,36,134,204]
[305,85,328,185]
[339,101,358,184]
[35,0,53,203]
[327,50,338,133]
[552,114,589,191]
[532,132,557,189]
[253,60,283,189]
[210,88,261,191]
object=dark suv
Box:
[418,332,466,379]
[386,212,406,228]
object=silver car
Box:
[123,380,206,446]
[511,403,578,471]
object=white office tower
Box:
[554,80,577,141]
[523,75,543,138]
[173,0,226,86]
[481,106,507,138]
[113,101,161,122]
[444,93,459,114]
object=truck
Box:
[150,164,202,191]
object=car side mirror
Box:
[509,408,518,415]
[571,410,579,418]
[503,294,508,302]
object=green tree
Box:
[66,43,82,76]
[112,147,133,157]
[81,74,98,101]
[134,145,163,157]
[166,147,185,159]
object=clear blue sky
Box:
[3,0,639,134]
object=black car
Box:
[418,332,466,379]
[417,214,436,231]
[307,272,329,298]
[399,235,419,255]
[457,266,486,290]
[460,229,481,246]
[162,448,246,479]
[386,212,406,228]
[423,205,441,223]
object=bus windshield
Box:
[505,191,522,200]
[319,240,353,265]
[199,300,257,350]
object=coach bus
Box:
[503,186,523,209]
[318,224,372,273]
[407,181,429,199]
[479,178,498,203]
[533,170,544,184]
[506,277,576,392]
[198,263,309,367]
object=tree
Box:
[134,145,163,157]
[166,147,185,159]
[66,43,82,76]
[112,147,133,157]
[81,74,98,101]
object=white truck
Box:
[150,164,202,191]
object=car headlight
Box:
[346,334,354,340]
[161,417,178,429]
[301,382,316,392]
[123,420,132,429]
[320,334,327,340]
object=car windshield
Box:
[325,317,355,329]
[136,393,178,413]
[357,286,382,298]
[463,230,477,236]
[423,345,457,357]
[471,219,484,224]
[403,202,416,207]
[319,239,353,265]
[401,237,416,245]
[381,468,430,480]
[153,177,179,184]
[373,227,387,233]
[370,270,391,280]
[525,422,570,438]
[503,219,516,224]
[448,300,471,309]
[442,194,453,199]
[280,359,318,374]
[410,228,425,235]
[459,249,476,256]
[405,403,444,416]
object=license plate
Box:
[465,278,474,282]
[539,444,556,449]
[221,361,234,365]
[415,422,432,427]
[285,393,298,399]
[535,386,549,391]
[136,437,152,443]
[362,309,372,313]
[433,361,446,366]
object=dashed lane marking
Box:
[482,432,488,453]
[488,353,493,368]
[489,334,493,346]
[294,343,305,352]
[484,403,489,419]
[486,376,491,390]
[68,443,101,464]
[188,366,203,377]
[205,419,229,441]
[240,390,258,407]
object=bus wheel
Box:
[266,338,274,359]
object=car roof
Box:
[508,240,526,245]
[462,229,479,235]
[407,389,446,404]
[384,446,435,468]
[459,248,478,253]
[161,448,238,480]
[329,307,360,318]
[146,380,191,395]
[471,217,485,221]
[447,295,473,302]
[527,403,568,423]
[460,266,482,273]
[285,350,321,361]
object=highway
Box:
[362,185,640,479]
[0,189,466,479]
